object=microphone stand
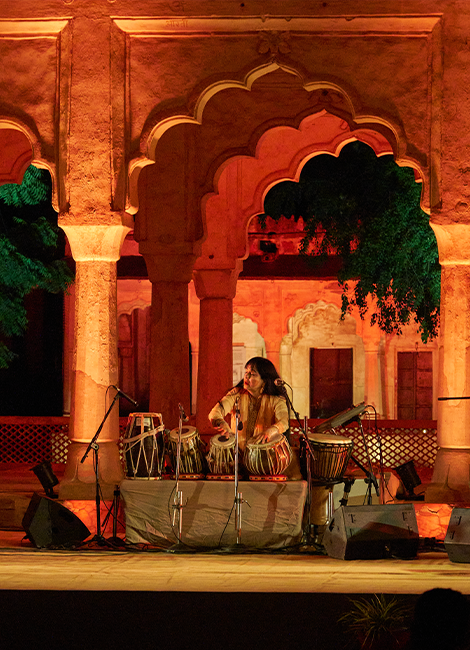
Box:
[279,382,317,549]
[103,484,126,547]
[356,417,380,504]
[233,397,245,546]
[331,413,380,506]
[221,395,249,551]
[80,388,121,546]
[168,404,189,553]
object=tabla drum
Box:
[169,425,205,475]
[306,432,353,483]
[123,412,165,479]
[206,433,236,476]
[244,432,292,478]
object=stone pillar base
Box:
[59,441,123,500]
[425,448,470,504]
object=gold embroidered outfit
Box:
[208,387,289,451]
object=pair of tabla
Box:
[207,431,292,478]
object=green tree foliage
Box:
[0,165,73,368]
[262,141,440,342]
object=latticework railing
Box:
[0,416,128,465]
[0,416,437,469]
[290,418,438,469]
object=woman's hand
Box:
[212,419,232,438]
[254,425,279,444]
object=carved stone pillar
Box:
[193,264,242,437]
[427,223,470,502]
[140,245,196,431]
[59,224,130,500]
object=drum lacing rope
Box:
[124,424,165,447]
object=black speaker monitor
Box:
[22,493,91,548]
[323,504,420,560]
[445,507,470,563]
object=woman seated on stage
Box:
[208,356,289,451]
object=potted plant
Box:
[338,594,411,649]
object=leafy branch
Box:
[262,142,440,342]
[0,165,73,368]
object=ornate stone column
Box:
[140,243,196,431]
[193,264,242,437]
[59,224,130,500]
[427,223,470,502]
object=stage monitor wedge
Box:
[445,507,470,563]
[22,493,91,549]
[323,504,420,560]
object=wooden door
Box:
[310,348,353,418]
[397,351,433,419]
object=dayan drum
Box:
[244,432,292,477]
[169,425,205,475]
[123,412,165,479]
[206,433,236,476]
[306,432,353,483]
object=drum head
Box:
[247,431,284,448]
[128,412,161,419]
[169,425,198,441]
[307,432,352,445]
[211,433,236,448]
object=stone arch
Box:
[128,61,427,220]
[0,121,33,186]
[232,313,266,385]
[233,313,266,358]
[280,301,365,418]
[199,109,401,272]
[0,118,60,210]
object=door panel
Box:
[310,348,353,418]
[397,351,433,419]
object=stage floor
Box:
[0,464,463,598]
[0,530,465,595]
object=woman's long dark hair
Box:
[235,356,285,397]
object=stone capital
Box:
[430,222,470,265]
[362,331,383,351]
[61,224,131,262]
[193,262,243,300]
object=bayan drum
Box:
[169,425,205,476]
[123,412,165,479]
[244,432,292,478]
[307,433,353,483]
[206,433,236,476]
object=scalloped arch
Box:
[245,121,427,227]
[128,61,428,217]
[0,118,60,211]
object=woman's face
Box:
[243,364,265,396]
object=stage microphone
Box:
[178,403,189,422]
[274,378,289,394]
[112,385,138,407]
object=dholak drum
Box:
[206,433,236,477]
[169,426,205,476]
[306,433,354,483]
[244,432,292,479]
[123,412,165,479]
